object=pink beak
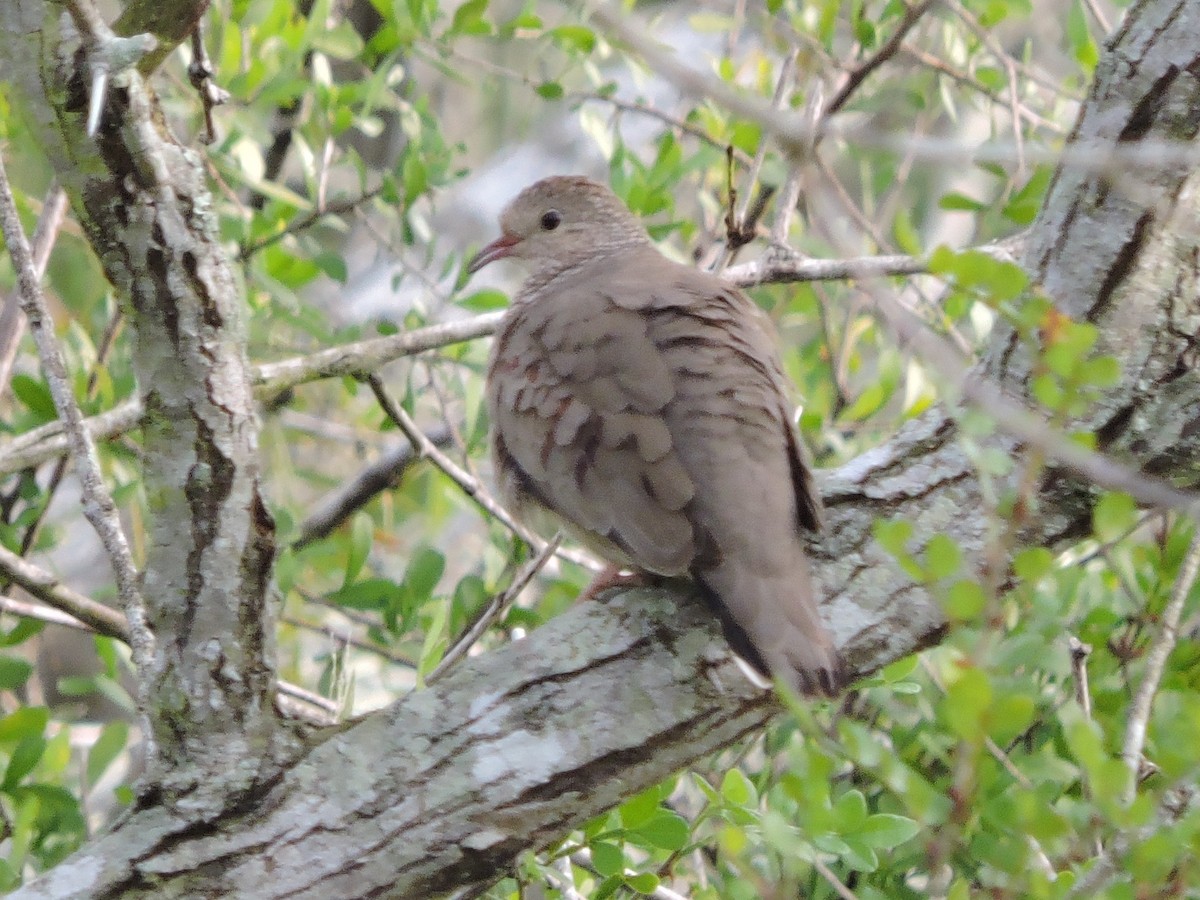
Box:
[466,233,520,274]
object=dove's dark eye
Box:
[540,210,562,231]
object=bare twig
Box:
[188,21,230,144]
[824,0,938,117]
[0,183,69,397]
[944,0,1026,176]
[426,534,561,684]
[0,154,153,677]
[237,188,383,259]
[0,546,334,727]
[292,428,451,548]
[0,541,128,639]
[1081,0,1112,33]
[366,375,599,572]
[574,93,754,167]
[12,311,124,569]
[1120,529,1200,803]
[713,49,798,272]
[1068,636,1093,720]
[1068,784,1198,897]
[0,594,102,633]
[275,679,339,715]
[724,250,928,286]
[273,692,338,726]
[812,855,859,900]
[593,3,1198,178]
[255,312,504,398]
[366,374,534,540]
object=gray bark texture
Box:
[0,0,1198,896]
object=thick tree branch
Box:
[2,0,285,808]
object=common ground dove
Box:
[467,176,845,698]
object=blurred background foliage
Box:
[3,0,1200,896]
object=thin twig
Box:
[944,0,1026,177]
[0,541,128,639]
[13,310,124,569]
[62,0,157,137]
[292,428,451,549]
[0,153,153,677]
[573,93,754,167]
[426,534,561,684]
[812,855,858,900]
[275,679,339,715]
[280,614,417,668]
[237,188,382,259]
[824,0,938,117]
[366,374,598,570]
[188,21,230,145]
[0,183,69,397]
[1081,0,1112,34]
[1067,784,1197,897]
[0,551,334,727]
[595,3,1198,178]
[1120,529,1200,803]
[1068,636,1093,720]
[0,594,98,633]
[713,49,798,272]
[366,374,538,545]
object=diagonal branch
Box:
[0,154,153,679]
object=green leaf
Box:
[310,21,365,59]
[620,786,663,828]
[448,0,491,36]
[0,656,33,691]
[457,289,510,311]
[327,578,396,611]
[549,24,596,53]
[314,251,348,284]
[833,789,868,830]
[1013,547,1054,582]
[345,512,373,586]
[942,668,992,741]
[3,735,45,789]
[721,768,756,807]
[857,813,920,849]
[0,707,48,743]
[590,840,624,876]
[840,836,879,872]
[939,192,987,212]
[404,546,445,603]
[873,519,913,557]
[1093,492,1136,543]
[11,375,57,422]
[630,811,690,851]
[624,872,661,894]
[535,81,564,100]
[87,721,129,786]
[416,599,450,676]
[944,579,987,621]
[924,534,961,580]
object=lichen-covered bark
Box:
[0,0,286,810]
[3,0,1200,897]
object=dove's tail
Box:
[695,560,846,698]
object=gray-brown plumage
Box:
[467,176,844,697]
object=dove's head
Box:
[467,176,651,277]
